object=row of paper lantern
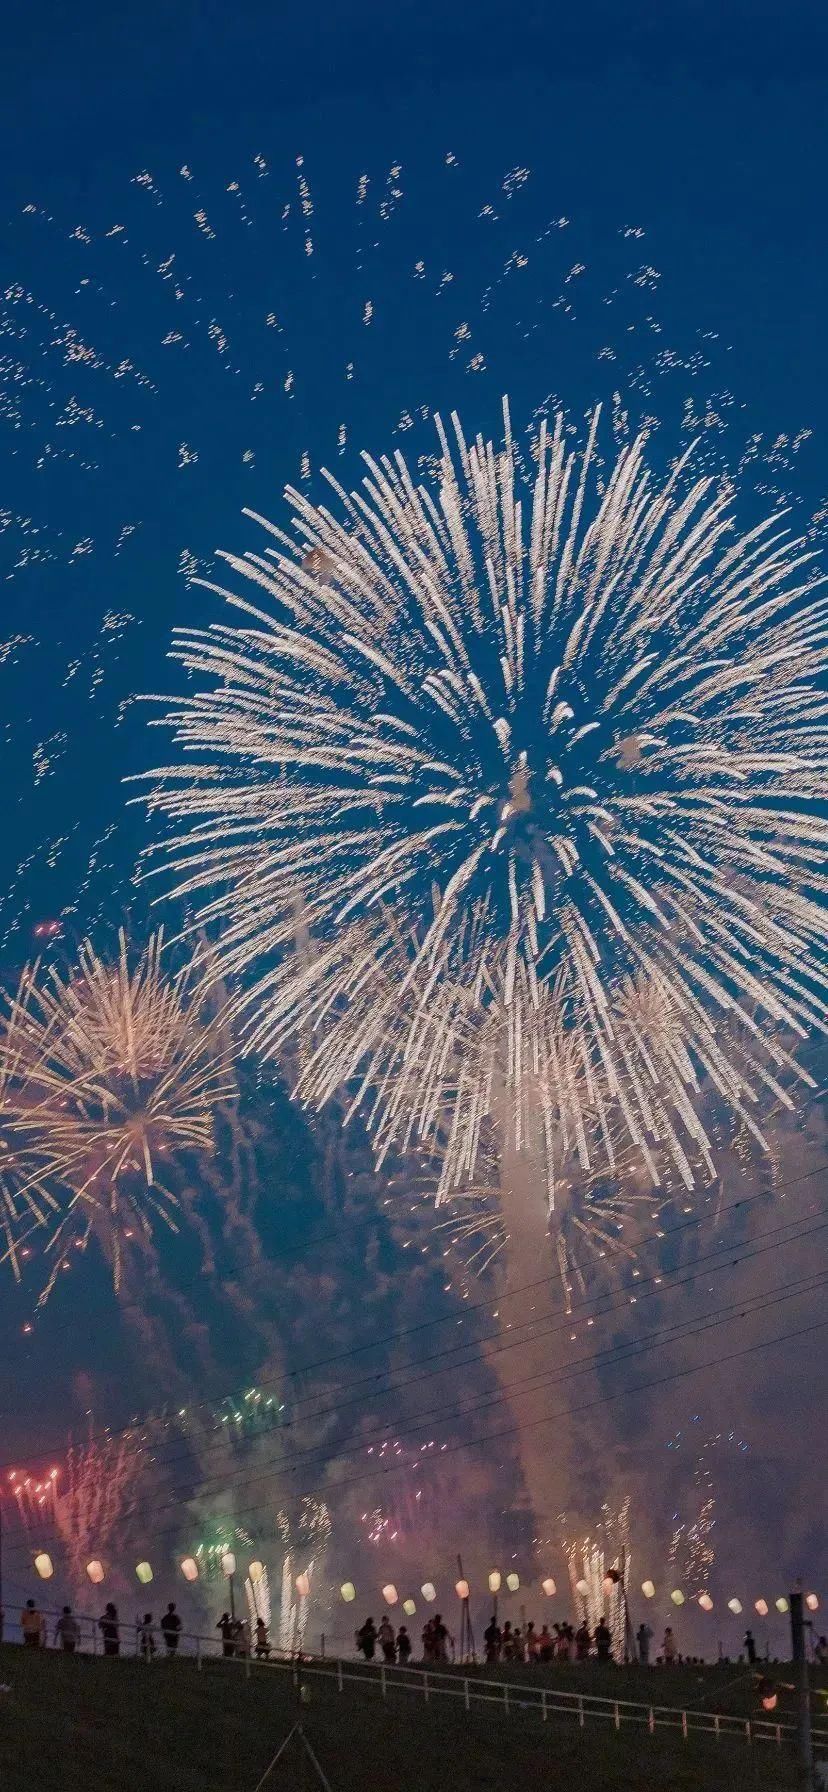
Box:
[30,1553,820,1619]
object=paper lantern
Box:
[220,1550,236,1577]
[755,1598,769,1617]
[135,1562,153,1586]
[33,1552,53,1580]
[382,1584,398,1606]
[506,1572,520,1593]
[340,1582,356,1603]
[180,1557,199,1582]
[698,1593,713,1612]
[641,1580,655,1599]
[248,1560,264,1584]
[775,1597,789,1615]
[421,1582,437,1603]
[670,1589,685,1606]
[403,1599,416,1617]
[488,1571,501,1595]
[762,1691,778,1712]
[541,1578,556,1597]
[295,1571,311,1600]
[575,1578,589,1597]
[806,1594,819,1612]
[727,1598,742,1615]
[455,1579,470,1600]
[86,1559,105,1585]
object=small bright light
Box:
[421,1583,437,1603]
[506,1572,520,1593]
[295,1572,311,1600]
[670,1589,685,1607]
[86,1560,105,1585]
[806,1594,819,1613]
[340,1582,356,1603]
[455,1579,470,1601]
[221,1551,236,1577]
[248,1561,264,1584]
[488,1571,501,1595]
[542,1578,556,1597]
[180,1557,199,1582]
[382,1584,398,1606]
[775,1597,789,1615]
[698,1593,713,1612]
[33,1552,53,1580]
[762,1692,778,1712]
[603,1575,614,1594]
[641,1580,655,1599]
[136,1562,153,1585]
[755,1598,769,1617]
[575,1578,589,1597]
[403,1599,416,1617]
[728,1598,742,1615]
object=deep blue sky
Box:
[0,0,826,1629]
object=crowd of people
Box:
[19,1597,184,1657]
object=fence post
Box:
[196,1636,202,1672]
[681,1710,688,1741]
[776,1724,781,1747]
[423,1673,429,1705]
[337,1657,343,1692]
[464,1678,470,1712]
[648,1707,654,1735]
[745,1720,752,1744]
[381,1665,387,1700]
[245,1648,251,1679]
[578,1696,584,1730]
[614,1702,620,1732]
[320,1634,325,1660]
[714,1713,719,1740]
[542,1689,547,1723]
[504,1684,509,1715]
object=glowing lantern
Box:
[295,1572,311,1600]
[755,1598,769,1617]
[641,1580,655,1599]
[670,1589,685,1607]
[135,1562,153,1586]
[728,1598,742,1615]
[575,1578,589,1598]
[86,1560,105,1585]
[775,1597,789,1615]
[403,1599,416,1617]
[762,1691,778,1711]
[382,1584,398,1606]
[698,1593,713,1612]
[488,1571,501,1595]
[806,1594,819,1612]
[220,1550,236,1577]
[455,1579,470,1601]
[340,1582,356,1603]
[33,1552,53,1580]
[506,1572,520,1593]
[421,1583,437,1603]
[248,1561,264,1584]
[180,1557,199,1582]
[542,1578,556,1597]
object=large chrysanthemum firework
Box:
[143,402,828,1201]
[0,931,235,1298]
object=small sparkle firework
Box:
[0,930,236,1299]
[144,401,828,1229]
[54,1426,141,1587]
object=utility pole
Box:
[790,1588,814,1792]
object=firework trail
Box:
[565,1497,633,1660]
[54,1426,142,1589]
[0,930,236,1299]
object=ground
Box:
[1,1644,823,1791]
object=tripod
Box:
[251,1659,336,1792]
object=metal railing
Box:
[6,1604,827,1759]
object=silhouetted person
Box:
[356,1617,377,1661]
[525,1621,539,1662]
[538,1624,554,1664]
[814,1636,828,1666]
[484,1616,502,1664]
[161,1602,182,1655]
[55,1607,79,1653]
[217,1612,235,1657]
[575,1621,591,1661]
[254,1618,270,1659]
[662,1627,676,1665]
[396,1626,412,1665]
[378,1615,396,1663]
[99,1603,120,1657]
[138,1614,156,1660]
[637,1621,653,1665]
[595,1618,612,1663]
[432,1615,450,1662]
[744,1628,757,1666]
[21,1600,45,1649]
[501,1620,514,1661]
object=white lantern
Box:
[755,1598,769,1617]
[506,1572,520,1593]
[382,1584,398,1606]
[670,1589,685,1607]
[641,1580,655,1599]
[727,1598,742,1615]
[421,1582,437,1603]
[295,1571,311,1600]
[340,1582,356,1603]
[698,1593,713,1612]
[33,1552,53,1580]
[541,1578,556,1597]
[86,1559,105,1585]
[806,1594,819,1613]
[135,1562,153,1586]
[403,1599,416,1617]
[775,1597,789,1615]
[575,1577,589,1597]
[220,1550,236,1577]
[248,1560,264,1584]
[488,1571,501,1595]
[180,1557,199,1582]
[455,1579,470,1601]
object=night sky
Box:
[0,0,825,1649]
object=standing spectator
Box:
[138,1614,156,1661]
[575,1621,591,1662]
[538,1624,554,1664]
[396,1625,412,1665]
[356,1617,377,1662]
[99,1603,120,1657]
[378,1615,396,1664]
[484,1615,502,1664]
[432,1614,450,1663]
[254,1618,270,1659]
[525,1622,539,1662]
[501,1621,514,1662]
[662,1627,676,1665]
[814,1636,827,1666]
[595,1617,613,1663]
[21,1600,46,1650]
[217,1613,235,1657]
[55,1607,80,1654]
[636,1621,653,1665]
[160,1603,182,1656]
[744,1628,757,1666]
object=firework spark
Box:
[54,1426,141,1588]
[0,930,236,1298]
